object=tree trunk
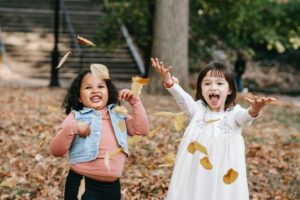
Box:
[148,0,189,94]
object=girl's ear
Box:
[78,97,81,103]
[227,90,232,95]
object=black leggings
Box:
[64,170,121,200]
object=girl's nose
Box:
[91,86,100,93]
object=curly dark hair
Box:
[195,62,236,110]
[62,70,119,114]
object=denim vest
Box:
[69,104,128,164]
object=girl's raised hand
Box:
[119,89,136,102]
[245,96,277,117]
[151,58,173,84]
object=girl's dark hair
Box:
[62,70,119,114]
[195,62,236,110]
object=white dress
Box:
[165,84,258,200]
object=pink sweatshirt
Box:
[50,97,148,180]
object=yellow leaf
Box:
[114,105,128,115]
[131,81,143,96]
[132,76,150,85]
[187,141,208,155]
[110,147,124,157]
[205,119,220,124]
[104,148,124,171]
[56,51,71,69]
[104,151,110,171]
[200,156,213,170]
[77,177,85,200]
[77,35,96,47]
[117,120,126,132]
[90,63,109,80]
[154,111,176,117]
[164,153,176,165]
[128,135,143,146]
[0,177,17,188]
[174,112,185,131]
[47,105,60,112]
[148,125,164,137]
[223,168,239,184]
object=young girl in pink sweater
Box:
[50,68,149,200]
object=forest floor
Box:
[0,82,299,200]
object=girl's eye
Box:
[85,86,91,89]
[98,85,104,88]
[217,82,224,85]
[203,82,210,85]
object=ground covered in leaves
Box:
[0,85,299,200]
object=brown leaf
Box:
[77,35,96,47]
[90,63,109,80]
[200,156,213,170]
[187,141,208,155]
[56,51,71,69]
[223,168,239,184]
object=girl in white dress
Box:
[151,58,276,200]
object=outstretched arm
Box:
[246,96,277,117]
[151,57,199,117]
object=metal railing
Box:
[60,0,83,68]
[120,24,145,75]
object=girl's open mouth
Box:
[90,95,102,103]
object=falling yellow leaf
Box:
[0,177,17,188]
[154,112,176,117]
[164,153,176,165]
[117,120,126,132]
[77,35,96,47]
[131,82,143,96]
[131,76,149,96]
[148,125,164,137]
[187,141,208,155]
[104,148,124,171]
[56,51,71,69]
[174,112,185,131]
[114,105,128,115]
[77,177,85,200]
[200,156,213,170]
[39,136,47,149]
[205,119,220,124]
[128,135,143,146]
[223,168,239,184]
[132,76,150,85]
[90,63,109,80]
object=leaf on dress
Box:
[90,63,109,80]
[104,148,124,171]
[117,120,126,132]
[56,51,71,69]
[77,35,96,47]
[148,125,164,137]
[205,119,220,124]
[187,141,208,155]
[223,168,239,184]
[114,105,128,115]
[0,177,17,188]
[200,156,213,170]
[77,177,85,200]
[174,112,185,131]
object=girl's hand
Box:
[151,58,173,85]
[119,89,136,102]
[75,121,90,137]
[245,96,277,117]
